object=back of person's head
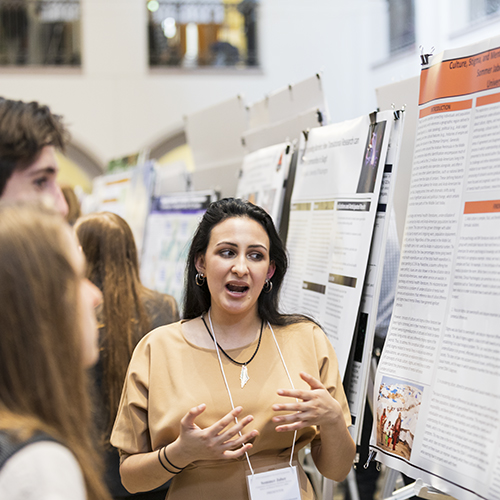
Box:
[0,97,67,195]
[0,202,110,500]
[61,184,82,225]
[0,203,83,414]
[75,211,140,289]
[74,211,149,438]
[183,197,288,324]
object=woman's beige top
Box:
[111,320,351,500]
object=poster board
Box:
[247,73,328,129]
[235,141,293,227]
[280,110,394,378]
[184,95,247,171]
[344,112,404,442]
[376,76,420,246]
[154,160,191,197]
[370,35,500,500]
[267,73,329,125]
[189,159,241,199]
[184,95,247,198]
[242,108,324,154]
[140,191,218,310]
[84,162,155,256]
[244,73,329,154]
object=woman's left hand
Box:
[271,372,344,432]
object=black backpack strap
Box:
[0,430,56,472]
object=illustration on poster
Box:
[376,376,424,460]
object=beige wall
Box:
[0,0,387,168]
[3,0,499,176]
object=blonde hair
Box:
[0,202,110,500]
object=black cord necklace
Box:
[201,313,264,388]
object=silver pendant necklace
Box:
[201,312,264,388]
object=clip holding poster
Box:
[394,110,401,120]
[364,449,377,469]
[419,45,434,66]
[316,72,323,91]
[300,129,310,162]
[390,103,404,120]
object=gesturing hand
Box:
[177,404,259,463]
[271,372,344,432]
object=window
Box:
[0,0,80,66]
[470,0,500,22]
[147,0,258,68]
[387,0,415,54]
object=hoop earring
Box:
[263,279,273,293]
[195,273,206,286]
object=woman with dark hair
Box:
[75,212,179,500]
[111,198,355,499]
[0,203,110,500]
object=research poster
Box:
[236,142,292,227]
[87,163,155,256]
[140,191,217,311]
[345,113,404,441]
[280,111,393,377]
[371,36,500,500]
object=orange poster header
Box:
[477,92,500,107]
[419,99,472,118]
[419,46,500,105]
[105,177,130,186]
[464,200,500,214]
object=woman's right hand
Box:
[167,404,259,468]
[119,404,258,493]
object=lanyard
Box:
[207,311,298,475]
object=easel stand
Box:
[380,474,456,500]
[383,477,421,500]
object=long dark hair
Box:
[183,198,306,326]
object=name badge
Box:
[246,465,302,500]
